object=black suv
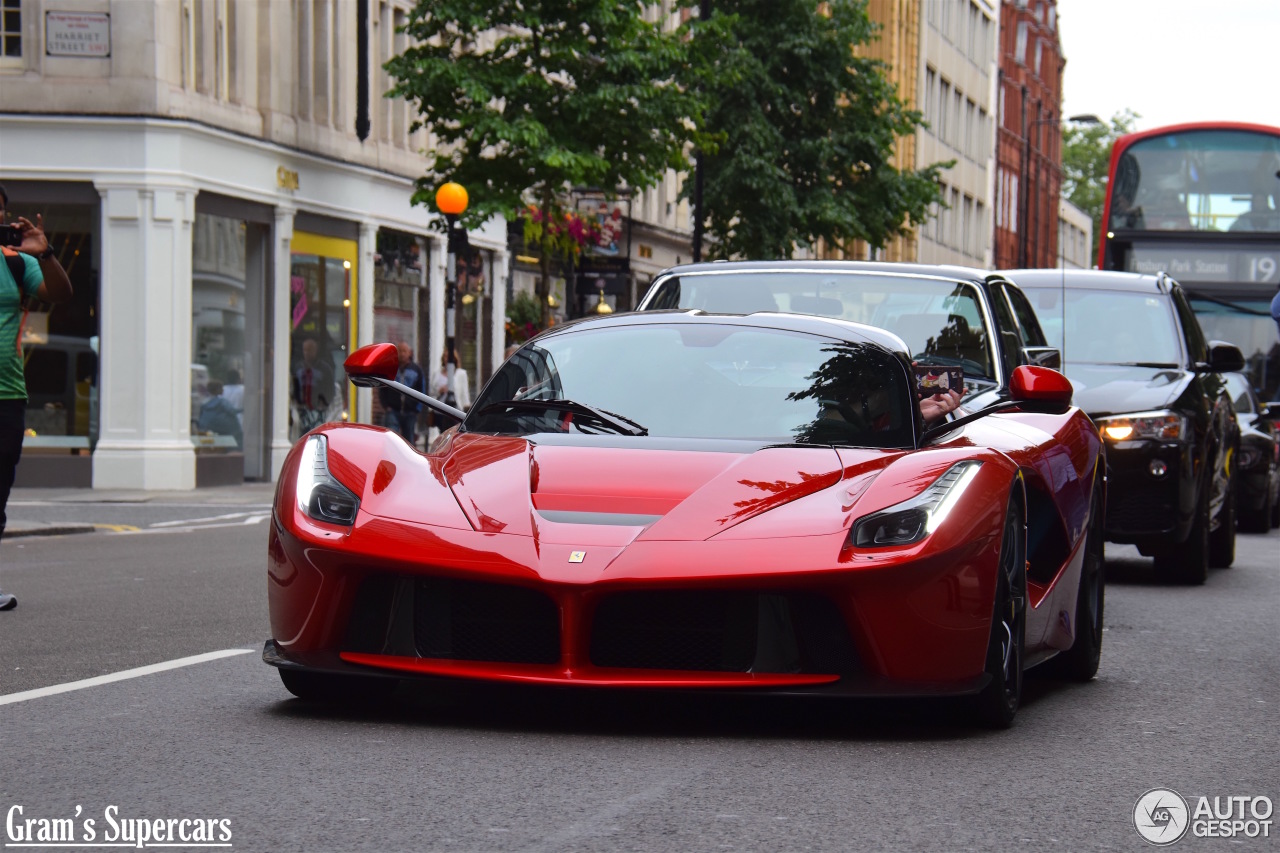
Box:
[637,261,1062,412]
[1010,269,1243,584]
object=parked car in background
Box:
[636,261,1062,414]
[1010,269,1244,584]
[1223,372,1280,532]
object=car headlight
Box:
[1237,446,1263,470]
[1095,410,1188,442]
[295,435,361,526]
[851,461,983,548]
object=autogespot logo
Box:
[1134,788,1191,845]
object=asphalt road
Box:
[0,493,1276,852]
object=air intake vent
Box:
[413,578,560,664]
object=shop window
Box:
[290,233,356,439]
[373,230,426,426]
[454,246,492,404]
[192,213,249,455]
[12,194,101,446]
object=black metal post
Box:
[1030,101,1042,267]
[691,0,711,263]
[445,213,458,380]
[356,0,370,142]
[1018,85,1029,269]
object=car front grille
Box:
[413,577,561,664]
[589,590,859,675]
[1106,484,1177,533]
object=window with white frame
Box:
[924,66,936,126]
[2,0,21,62]
[963,195,975,256]
[938,80,951,141]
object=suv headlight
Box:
[1095,410,1188,442]
[296,435,361,526]
[851,461,983,548]
[1237,446,1263,470]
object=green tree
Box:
[1062,109,1140,261]
[682,0,947,260]
[387,1,710,326]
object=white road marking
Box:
[0,649,255,707]
[117,514,272,535]
[150,511,261,527]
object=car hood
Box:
[1062,363,1192,418]
[432,433,896,544]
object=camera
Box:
[0,224,22,248]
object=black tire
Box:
[1271,483,1280,529]
[1049,477,1105,681]
[972,498,1026,729]
[1153,488,1209,585]
[1208,482,1236,568]
[278,668,398,704]
[1239,483,1272,534]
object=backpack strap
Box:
[2,247,32,356]
[1,246,23,283]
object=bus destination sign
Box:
[1126,246,1279,285]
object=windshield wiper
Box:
[1108,362,1180,369]
[474,399,648,436]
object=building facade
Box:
[1,0,510,490]
[1058,198,1093,269]
[846,0,998,267]
[993,0,1065,269]
[916,0,1000,267]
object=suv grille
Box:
[1107,485,1176,533]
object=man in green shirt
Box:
[0,184,73,611]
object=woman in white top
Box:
[428,349,470,442]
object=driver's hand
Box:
[920,389,963,424]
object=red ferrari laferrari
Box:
[265,311,1104,726]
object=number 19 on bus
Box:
[1248,256,1278,283]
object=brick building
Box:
[993,0,1065,269]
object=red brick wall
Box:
[993,0,1064,269]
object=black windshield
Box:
[469,323,916,448]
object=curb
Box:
[4,524,98,539]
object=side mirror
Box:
[1203,340,1246,374]
[1022,346,1062,370]
[344,343,399,387]
[1010,365,1073,412]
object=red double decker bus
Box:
[1098,121,1280,399]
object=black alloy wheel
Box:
[1049,475,1105,681]
[1208,480,1236,569]
[279,669,398,704]
[973,498,1027,728]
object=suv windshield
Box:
[1027,288,1182,365]
[469,323,916,448]
[642,271,996,380]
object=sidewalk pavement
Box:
[5,481,279,538]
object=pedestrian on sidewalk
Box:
[0,183,74,610]
[379,340,427,446]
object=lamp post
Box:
[1020,112,1101,268]
[435,181,468,396]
